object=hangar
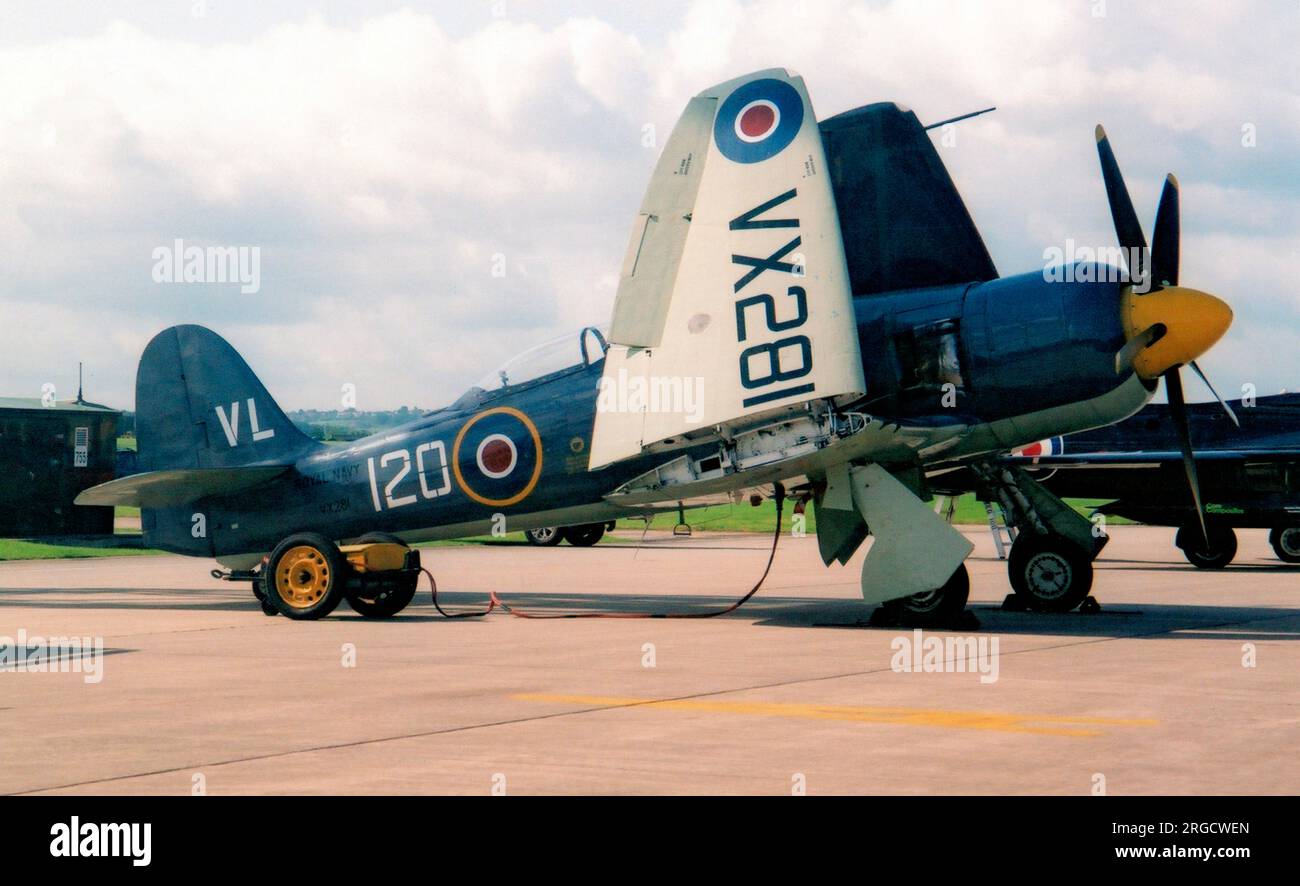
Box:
[0,396,119,536]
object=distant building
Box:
[0,397,119,536]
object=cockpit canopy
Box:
[453,326,608,409]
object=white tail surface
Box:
[590,68,865,470]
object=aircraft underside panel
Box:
[600,412,928,507]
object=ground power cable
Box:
[423,485,786,620]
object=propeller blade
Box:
[1151,174,1181,289]
[1114,323,1167,375]
[1189,359,1240,427]
[1095,124,1149,285]
[1165,368,1209,544]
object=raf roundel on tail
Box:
[713,77,805,164]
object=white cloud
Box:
[0,0,1296,412]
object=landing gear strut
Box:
[970,462,1106,613]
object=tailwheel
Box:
[1176,524,1237,569]
[524,527,564,547]
[878,563,970,628]
[346,532,419,618]
[563,523,606,547]
[266,532,346,620]
[1008,533,1093,612]
[1268,526,1300,564]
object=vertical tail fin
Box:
[137,325,318,471]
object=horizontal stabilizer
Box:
[75,466,290,508]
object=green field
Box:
[0,539,161,560]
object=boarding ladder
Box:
[984,501,1018,560]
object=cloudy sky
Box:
[1,0,1296,412]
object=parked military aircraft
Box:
[78,68,1233,624]
[999,394,1300,569]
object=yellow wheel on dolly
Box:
[265,532,346,620]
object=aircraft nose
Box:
[1122,285,1233,380]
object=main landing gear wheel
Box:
[1176,524,1237,569]
[1008,533,1093,613]
[877,563,970,628]
[265,532,346,620]
[346,532,419,618]
[563,523,606,547]
[524,527,564,547]
[1268,526,1300,564]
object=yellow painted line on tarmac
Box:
[512,693,1159,738]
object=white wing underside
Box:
[590,68,866,471]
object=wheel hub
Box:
[1026,552,1071,599]
[276,546,331,609]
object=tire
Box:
[1268,526,1300,564]
[1008,533,1093,612]
[265,532,347,620]
[356,531,407,546]
[1176,524,1237,569]
[524,527,564,547]
[252,576,279,616]
[878,563,970,627]
[562,524,606,547]
[346,532,419,617]
[346,575,418,618]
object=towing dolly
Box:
[214,533,423,620]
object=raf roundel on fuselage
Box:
[452,406,543,508]
[712,77,804,164]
